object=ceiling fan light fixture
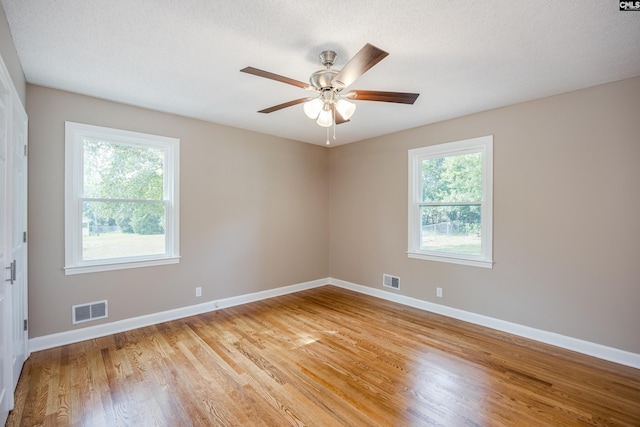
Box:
[303,98,323,119]
[316,106,333,127]
[335,98,356,120]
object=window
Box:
[65,122,180,274]
[408,135,493,268]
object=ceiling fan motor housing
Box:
[310,69,338,90]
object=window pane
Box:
[83,139,164,200]
[420,205,481,255]
[421,152,482,203]
[82,200,166,260]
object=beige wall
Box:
[27,85,330,337]
[0,5,25,105]
[329,77,640,354]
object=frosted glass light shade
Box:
[303,98,323,119]
[335,99,356,120]
[316,107,333,127]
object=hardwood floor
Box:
[6,286,640,426]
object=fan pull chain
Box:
[333,117,337,141]
[325,127,330,146]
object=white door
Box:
[0,61,12,427]
[10,100,27,389]
[0,54,28,426]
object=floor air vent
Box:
[72,300,108,324]
[383,274,400,290]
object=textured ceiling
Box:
[2,0,639,146]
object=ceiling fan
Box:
[240,43,419,145]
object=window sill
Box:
[407,251,493,269]
[64,256,180,275]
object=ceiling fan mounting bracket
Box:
[319,50,337,68]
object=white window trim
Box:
[408,135,493,268]
[64,122,180,275]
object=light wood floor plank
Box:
[7,285,640,426]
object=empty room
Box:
[1,1,639,426]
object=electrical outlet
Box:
[195,287,202,297]
[436,287,443,298]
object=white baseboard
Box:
[329,278,640,370]
[29,278,327,352]
[30,276,640,370]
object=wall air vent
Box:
[383,274,400,290]
[72,300,108,324]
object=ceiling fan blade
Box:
[333,105,350,125]
[258,98,312,114]
[345,90,419,104]
[332,44,389,89]
[241,66,309,89]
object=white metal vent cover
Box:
[383,274,400,290]
[72,300,108,324]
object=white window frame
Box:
[65,122,180,275]
[408,135,493,268]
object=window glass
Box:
[81,200,167,260]
[420,152,482,255]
